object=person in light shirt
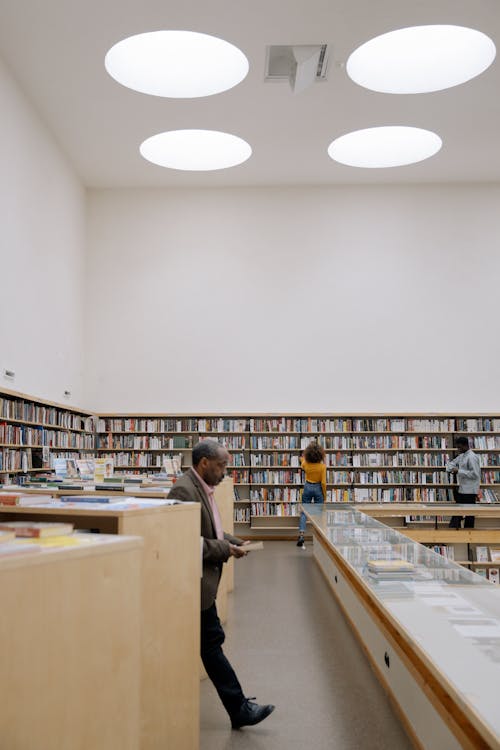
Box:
[446,436,481,529]
[168,440,275,730]
[297,441,327,548]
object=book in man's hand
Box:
[242,541,264,552]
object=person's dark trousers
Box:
[449,493,477,529]
[201,602,245,718]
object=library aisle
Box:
[200,542,412,750]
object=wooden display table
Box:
[0,500,200,750]
[0,535,142,750]
[306,505,500,750]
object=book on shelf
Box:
[489,548,500,563]
[60,495,124,504]
[53,458,78,479]
[0,521,74,538]
[475,546,489,562]
[162,454,182,475]
[0,493,50,506]
[76,458,95,479]
[94,457,114,482]
[94,483,125,492]
[102,475,142,484]
[487,568,500,584]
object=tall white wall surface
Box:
[85,184,500,413]
[0,55,86,407]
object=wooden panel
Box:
[0,539,142,750]
[400,529,500,544]
[251,516,300,528]
[120,505,200,750]
[216,477,235,595]
[359,503,500,519]
[0,503,201,750]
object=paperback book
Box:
[0,521,74,538]
[0,493,50,506]
[60,495,124,504]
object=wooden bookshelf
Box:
[4,404,500,540]
[0,500,201,750]
[93,413,500,539]
[0,387,96,475]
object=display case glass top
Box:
[305,504,500,741]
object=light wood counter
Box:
[0,501,200,750]
[0,535,142,750]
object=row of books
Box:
[247,487,446,502]
[427,544,455,560]
[250,502,300,516]
[100,453,170,467]
[97,435,192,450]
[0,422,95,449]
[469,546,500,563]
[0,449,30,471]
[248,418,461,433]
[245,452,500,467]
[242,487,461,503]
[95,416,500,435]
[250,488,302,502]
[234,508,251,522]
[350,452,500,467]
[0,397,94,432]
[233,469,464,485]
[96,418,247,433]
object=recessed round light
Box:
[328,126,442,168]
[105,30,249,98]
[347,25,496,94]
[140,129,252,171]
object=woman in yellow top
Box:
[297,442,327,548]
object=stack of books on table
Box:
[366,558,416,580]
[0,521,80,552]
[59,495,124,504]
[0,492,50,506]
[0,520,74,538]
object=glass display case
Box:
[305,504,500,744]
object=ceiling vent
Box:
[265,45,330,93]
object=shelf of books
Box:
[92,414,500,539]
[0,388,96,479]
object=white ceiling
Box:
[1,0,499,188]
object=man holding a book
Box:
[168,439,275,730]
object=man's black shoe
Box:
[231,698,275,729]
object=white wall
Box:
[85,184,500,413]
[0,55,86,407]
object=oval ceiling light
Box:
[105,30,249,97]
[140,129,252,171]
[328,126,442,168]
[346,25,496,94]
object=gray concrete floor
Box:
[200,541,413,750]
